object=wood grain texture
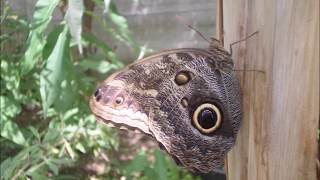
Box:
[216,0,224,44]
[223,0,319,180]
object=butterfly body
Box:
[90,46,242,173]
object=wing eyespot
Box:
[192,103,222,134]
[174,71,191,85]
[94,88,102,101]
[115,96,124,105]
[181,97,189,107]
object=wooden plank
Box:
[216,0,224,44]
[223,0,319,180]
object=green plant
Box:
[0,0,199,179]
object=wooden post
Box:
[223,0,319,180]
[216,0,224,45]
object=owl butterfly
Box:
[89,39,242,173]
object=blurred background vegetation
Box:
[0,0,216,179]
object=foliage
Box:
[121,149,198,180]
[0,0,199,179]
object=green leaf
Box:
[26,161,46,176]
[40,26,70,116]
[42,25,64,60]
[0,146,32,179]
[0,96,21,118]
[0,60,20,95]
[108,4,140,55]
[44,158,59,175]
[66,0,84,54]
[124,151,148,176]
[0,157,13,179]
[144,167,157,180]
[21,0,60,75]
[64,139,75,159]
[0,3,10,23]
[0,97,26,146]
[54,175,80,180]
[82,32,112,53]
[154,150,167,180]
[28,126,40,141]
[50,158,73,166]
[79,58,119,74]
[82,32,123,67]
[28,171,48,180]
[54,78,77,112]
[166,158,181,179]
[103,0,111,13]
[62,108,79,121]
[43,128,60,144]
[75,142,86,153]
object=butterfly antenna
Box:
[229,31,259,55]
[175,15,211,44]
[229,31,263,73]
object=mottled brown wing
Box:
[89,47,242,173]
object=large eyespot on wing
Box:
[192,103,222,134]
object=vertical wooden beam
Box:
[223,0,319,180]
[216,0,224,45]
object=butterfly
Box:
[89,39,242,173]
